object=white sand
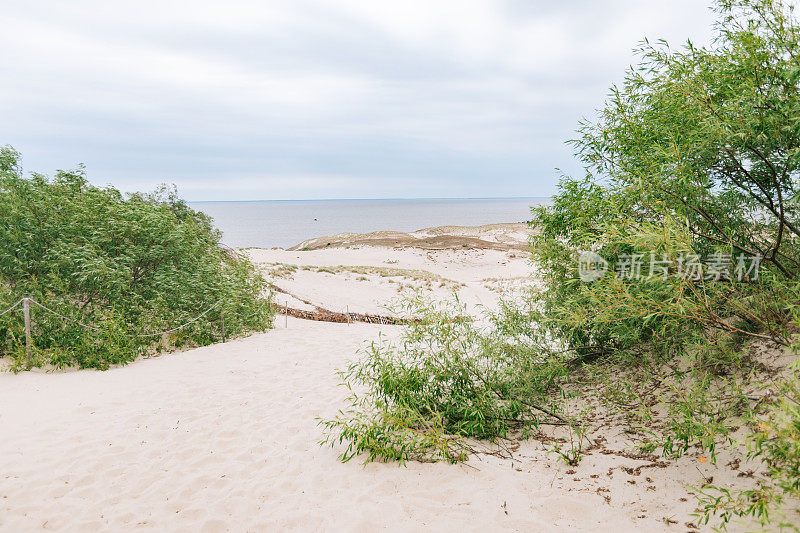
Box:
[1,318,713,532]
[248,247,532,316]
[0,237,769,531]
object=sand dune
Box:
[0,234,767,531]
[288,223,533,251]
[248,246,532,317]
[1,318,710,532]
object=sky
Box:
[0,1,717,201]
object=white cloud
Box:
[0,0,717,200]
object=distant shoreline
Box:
[189,196,550,204]
[191,197,546,249]
[284,222,533,251]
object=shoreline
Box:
[284,222,533,251]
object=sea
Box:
[189,197,548,249]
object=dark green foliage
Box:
[0,146,273,369]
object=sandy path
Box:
[0,319,651,532]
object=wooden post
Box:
[346,305,350,324]
[221,306,226,343]
[23,297,32,364]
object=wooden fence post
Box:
[23,297,32,364]
[221,306,226,343]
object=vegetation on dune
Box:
[321,294,569,463]
[262,262,464,291]
[0,146,273,370]
[322,0,800,528]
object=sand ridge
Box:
[287,223,533,251]
[248,246,532,318]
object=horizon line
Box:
[187,195,551,203]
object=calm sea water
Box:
[189,197,548,249]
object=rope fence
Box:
[0,296,262,364]
[25,298,226,338]
[0,299,22,317]
[0,291,424,365]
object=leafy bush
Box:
[529,0,800,468]
[534,0,800,355]
[321,295,568,463]
[0,146,273,369]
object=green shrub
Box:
[0,146,273,369]
[528,0,800,465]
[320,294,568,463]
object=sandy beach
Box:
[0,225,767,531]
[7,0,800,529]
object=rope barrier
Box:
[28,299,106,332]
[240,299,270,321]
[131,300,223,337]
[4,289,413,355]
[1,293,277,368]
[0,299,23,317]
[26,298,225,338]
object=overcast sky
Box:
[0,1,717,200]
